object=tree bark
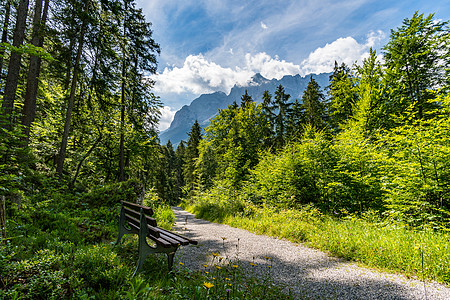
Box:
[0,196,6,242]
[56,19,86,176]
[119,4,127,182]
[71,128,102,188]
[1,0,29,131]
[21,0,49,144]
[0,0,11,85]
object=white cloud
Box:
[153,31,385,99]
[159,106,177,131]
[261,22,268,29]
[153,52,303,95]
[153,54,253,95]
[300,31,385,74]
[245,52,301,79]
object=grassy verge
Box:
[0,181,289,299]
[183,199,450,285]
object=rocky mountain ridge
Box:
[159,72,330,145]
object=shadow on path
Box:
[171,207,450,300]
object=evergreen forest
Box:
[1,0,450,297]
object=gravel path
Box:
[171,207,450,300]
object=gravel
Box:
[171,207,450,300]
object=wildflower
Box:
[250,262,257,266]
[179,262,184,265]
[212,277,216,280]
[228,283,232,287]
[232,265,238,268]
[203,264,208,268]
[203,282,214,289]
[221,237,227,240]
[225,278,231,281]
[216,266,222,270]
[212,252,219,257]
[264,256,271,260]
[267,265,272,268]
[205,271,209,274]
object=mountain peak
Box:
[250,73,268,85]
[160,72,331,145]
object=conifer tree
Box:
[327,61,358,131]
[183,120,202,192]
[1,0,29,131]
[272,85,291,149]
[240,90,253,108]
[301,76,326,130]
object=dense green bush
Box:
[82,178,143,206]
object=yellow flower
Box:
[264,256,271,260]
[228,283,232,287]
[232,265,238,268]
[250,262,257,266]
[179,262,184,265]
[203,282,214,289]
[216,266,222,270]
[212,277,216,280]
[221,237,227,240]
[203,264,208,268]
[212,252,219,257]
[205,271,209,274]
[267,265,272,268]
[225,278,231,281]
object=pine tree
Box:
[301,76,326,129]
[272,85,291,149]
[1,0,29,131]
[21,0,50,144]
[240,90,253,108]
[183,120,202,192]
[327,61,358,131]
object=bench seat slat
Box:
[146,234,173,248]
[158,231,189,246]
[155,228,192,245]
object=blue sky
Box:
[135,0,450,130]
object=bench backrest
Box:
[120,201,159,237]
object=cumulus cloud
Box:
[261,22,268,29]
[153,52,302,95]
[153,54,253,95]
[159,106,177,131]
[300,31,385,74]
[245,52,301,79]
[153,31,385,98]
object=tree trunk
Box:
[21,0,49,144]
[119,7,127,182]
[0,196,6,242]
[56,19,86,176]
[0,0,11,85]
[1,0,29,131]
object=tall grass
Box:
[183,197,450,284]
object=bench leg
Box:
[133,241,179,276]
[167,252,175,271]
[115,204,139,245]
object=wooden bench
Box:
[115,201,197,275]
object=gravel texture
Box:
[172,207,450,300]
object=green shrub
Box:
[82,178,143,207]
